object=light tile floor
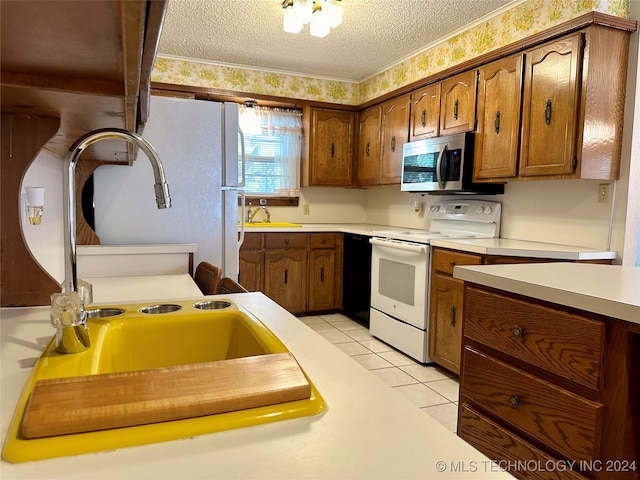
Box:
[298,312,460,433]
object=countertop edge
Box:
[241,224,617,260]
[454,263,639,324]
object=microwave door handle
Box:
[436,144,448,189]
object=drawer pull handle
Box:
[284,269,288,284]
[421,109,426,127]
[494,111,501,134]
[320,266,325,282]
[391,136,396,152]
[508,394,520,409]
[366,141,370,156]
[331,143,335,158]
[285,239,289,245]
[453,99,459,120]
[449,305,456,326]
[511,325,524,338]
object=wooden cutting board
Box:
[22,352,311,439]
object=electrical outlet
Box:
[598,183,611,203]
[303,204,310,215]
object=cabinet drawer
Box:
[459,405,588,480]
[310,233,336,249]
[465,286,605,390]
[240,232,263,250]
[432,248,482,275]
[265,233,308,249]
[461,347,602,462]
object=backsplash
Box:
[151,0,629,105]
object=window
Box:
[239,105,302,197]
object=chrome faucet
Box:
[54,128,171,354]
[247,205,270,223]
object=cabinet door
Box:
[519,33,582,177]
[410,83,441,139]
[429,273,464,374]
[308,248,335,311]
[238,250,263,292]
[474,55,523,181]
[380,94,410,184]
[440,70,477,135]
[356,105,381,186]
[264,249,307,314]
[310,109,355,186]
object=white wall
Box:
[20,149,65,284]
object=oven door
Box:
[369,238,429,329]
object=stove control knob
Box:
[476,206,485,214]
[485,206,493,215]
[431,205,440,213]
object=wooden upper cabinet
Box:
[439,69,477,136]
[474,54,523,181]
[410,83,441,140]
[356,105,382,186]
[303,108,355,187]
[380,94,411,184]
[519,33,582,178]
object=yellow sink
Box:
[242,222,302,227]
[2,299,325,463]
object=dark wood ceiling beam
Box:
[0,71,124,98]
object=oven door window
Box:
[378,259,415,305]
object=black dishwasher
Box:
[342,233,372,327]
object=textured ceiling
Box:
[158,0,519,82]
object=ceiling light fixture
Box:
[282,0,342,38]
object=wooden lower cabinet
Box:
[265,249,307,314]
[308,248,335,311]
[458,284,639,480]
[239,232,342,314]
[428,248,613,375]
[429,248,482,374]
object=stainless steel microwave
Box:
[400,132,503,194]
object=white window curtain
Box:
[239,105,302,197]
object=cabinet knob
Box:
[321,238,326,244]
[508,394,520,409]
[449,261,456,267]
[285,239,289,245]
[453,99,459,120]
[511,325,524,338]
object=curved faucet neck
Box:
[62,128,171,293]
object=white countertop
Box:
[241,223,617,260]
[0,292,514,479]
[454,262,640,324]
[83,274,204,304]
[77,244,198,255]
[429,238,617,260]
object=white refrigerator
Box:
[93,96,242,279]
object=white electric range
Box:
[369,199,501,363]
